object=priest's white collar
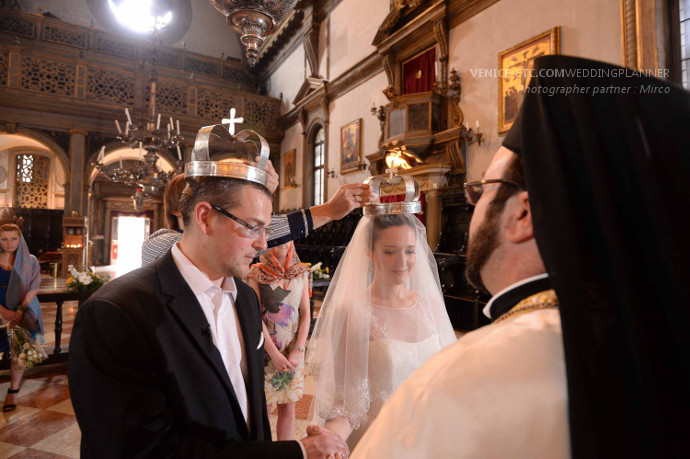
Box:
[483,273,550,320]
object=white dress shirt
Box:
[171,243,307,457]
[171,243,250,424]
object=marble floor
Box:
[0,361,317,458]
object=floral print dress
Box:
[259,272,307,405]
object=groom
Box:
[69,175,348,458]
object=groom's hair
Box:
[178,176,271,227]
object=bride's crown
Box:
[363,173,422,215]
[184,124,270,187]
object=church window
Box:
[313,127,325,206]
[681,0,689,88]
[108,0,173,34]
[87,0,191,43]
[14,153,49,208]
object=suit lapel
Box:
[233,279,265,439]
[156,252,250,438]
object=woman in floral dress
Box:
[246,241,311,440]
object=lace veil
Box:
[306,211,456,430]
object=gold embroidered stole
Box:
[494,289,559,324]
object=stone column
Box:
[424,188,441,250]
[68,129,88,215]
[408,164,452,250]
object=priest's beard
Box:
[465,211,501,294]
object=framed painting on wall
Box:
[283,149,297,188]
[340,119,362,174]
[498,27,560,134]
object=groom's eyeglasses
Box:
[463,179,522,206]
[210,204,273,239]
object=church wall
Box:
[22,0,97,30]
[318,16,329,79]
[326,71,389,194]
[21,0,244,60]
[328,0,390,79]
[182,0,244,59]
[268,45,306,115]
[449,0,622,180]
[278,122,304,211]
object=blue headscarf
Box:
[1,232,44,337]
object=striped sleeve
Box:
[264,209,314,250]
[141,230,183,266]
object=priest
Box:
[352,55,690,458]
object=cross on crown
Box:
[222,108,244,135]
[385,167,399,180]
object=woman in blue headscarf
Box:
[0,223,44,412]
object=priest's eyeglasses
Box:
[210,204,273,239]
[463,179,522,206]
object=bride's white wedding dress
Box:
[346,298,445,448]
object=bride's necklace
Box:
[494,289,559,324]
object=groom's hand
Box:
[302,425,349,459]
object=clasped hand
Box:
[302,425,349,459]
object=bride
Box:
[307,190,456,449]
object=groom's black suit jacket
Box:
[68,251,303,458]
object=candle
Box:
[98,146,105,162]
[176,145,182,161]
[125,121,130,135]
[139,141,143,161]
[476,120,480,131]
[169,117,174,132]
[125,108,132,124]
[464,122,469,131]
[118,152,123,168]
[156,114,161,130]
[115,120,122,134]
[176,120,180,135]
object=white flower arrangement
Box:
[9,326,47,369]
[66,265,106,293]
[310,262,330,280]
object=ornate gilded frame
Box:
[340,118,362,174]
[498,27,560,134]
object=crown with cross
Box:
[362,168,422,215]
[184,108,270,187]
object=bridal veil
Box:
[306,208,456,430]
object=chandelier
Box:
[94,73,184,208]
[209,0,298,66]
[131,188,153,212]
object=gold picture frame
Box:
[283,149,297,188]
[340,119,362,174]
[498,27,560,134]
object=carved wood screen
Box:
[14,153,50,208]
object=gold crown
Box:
[184,124,270,187]
[363,174,422,215]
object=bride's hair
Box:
[370,215,416,249]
